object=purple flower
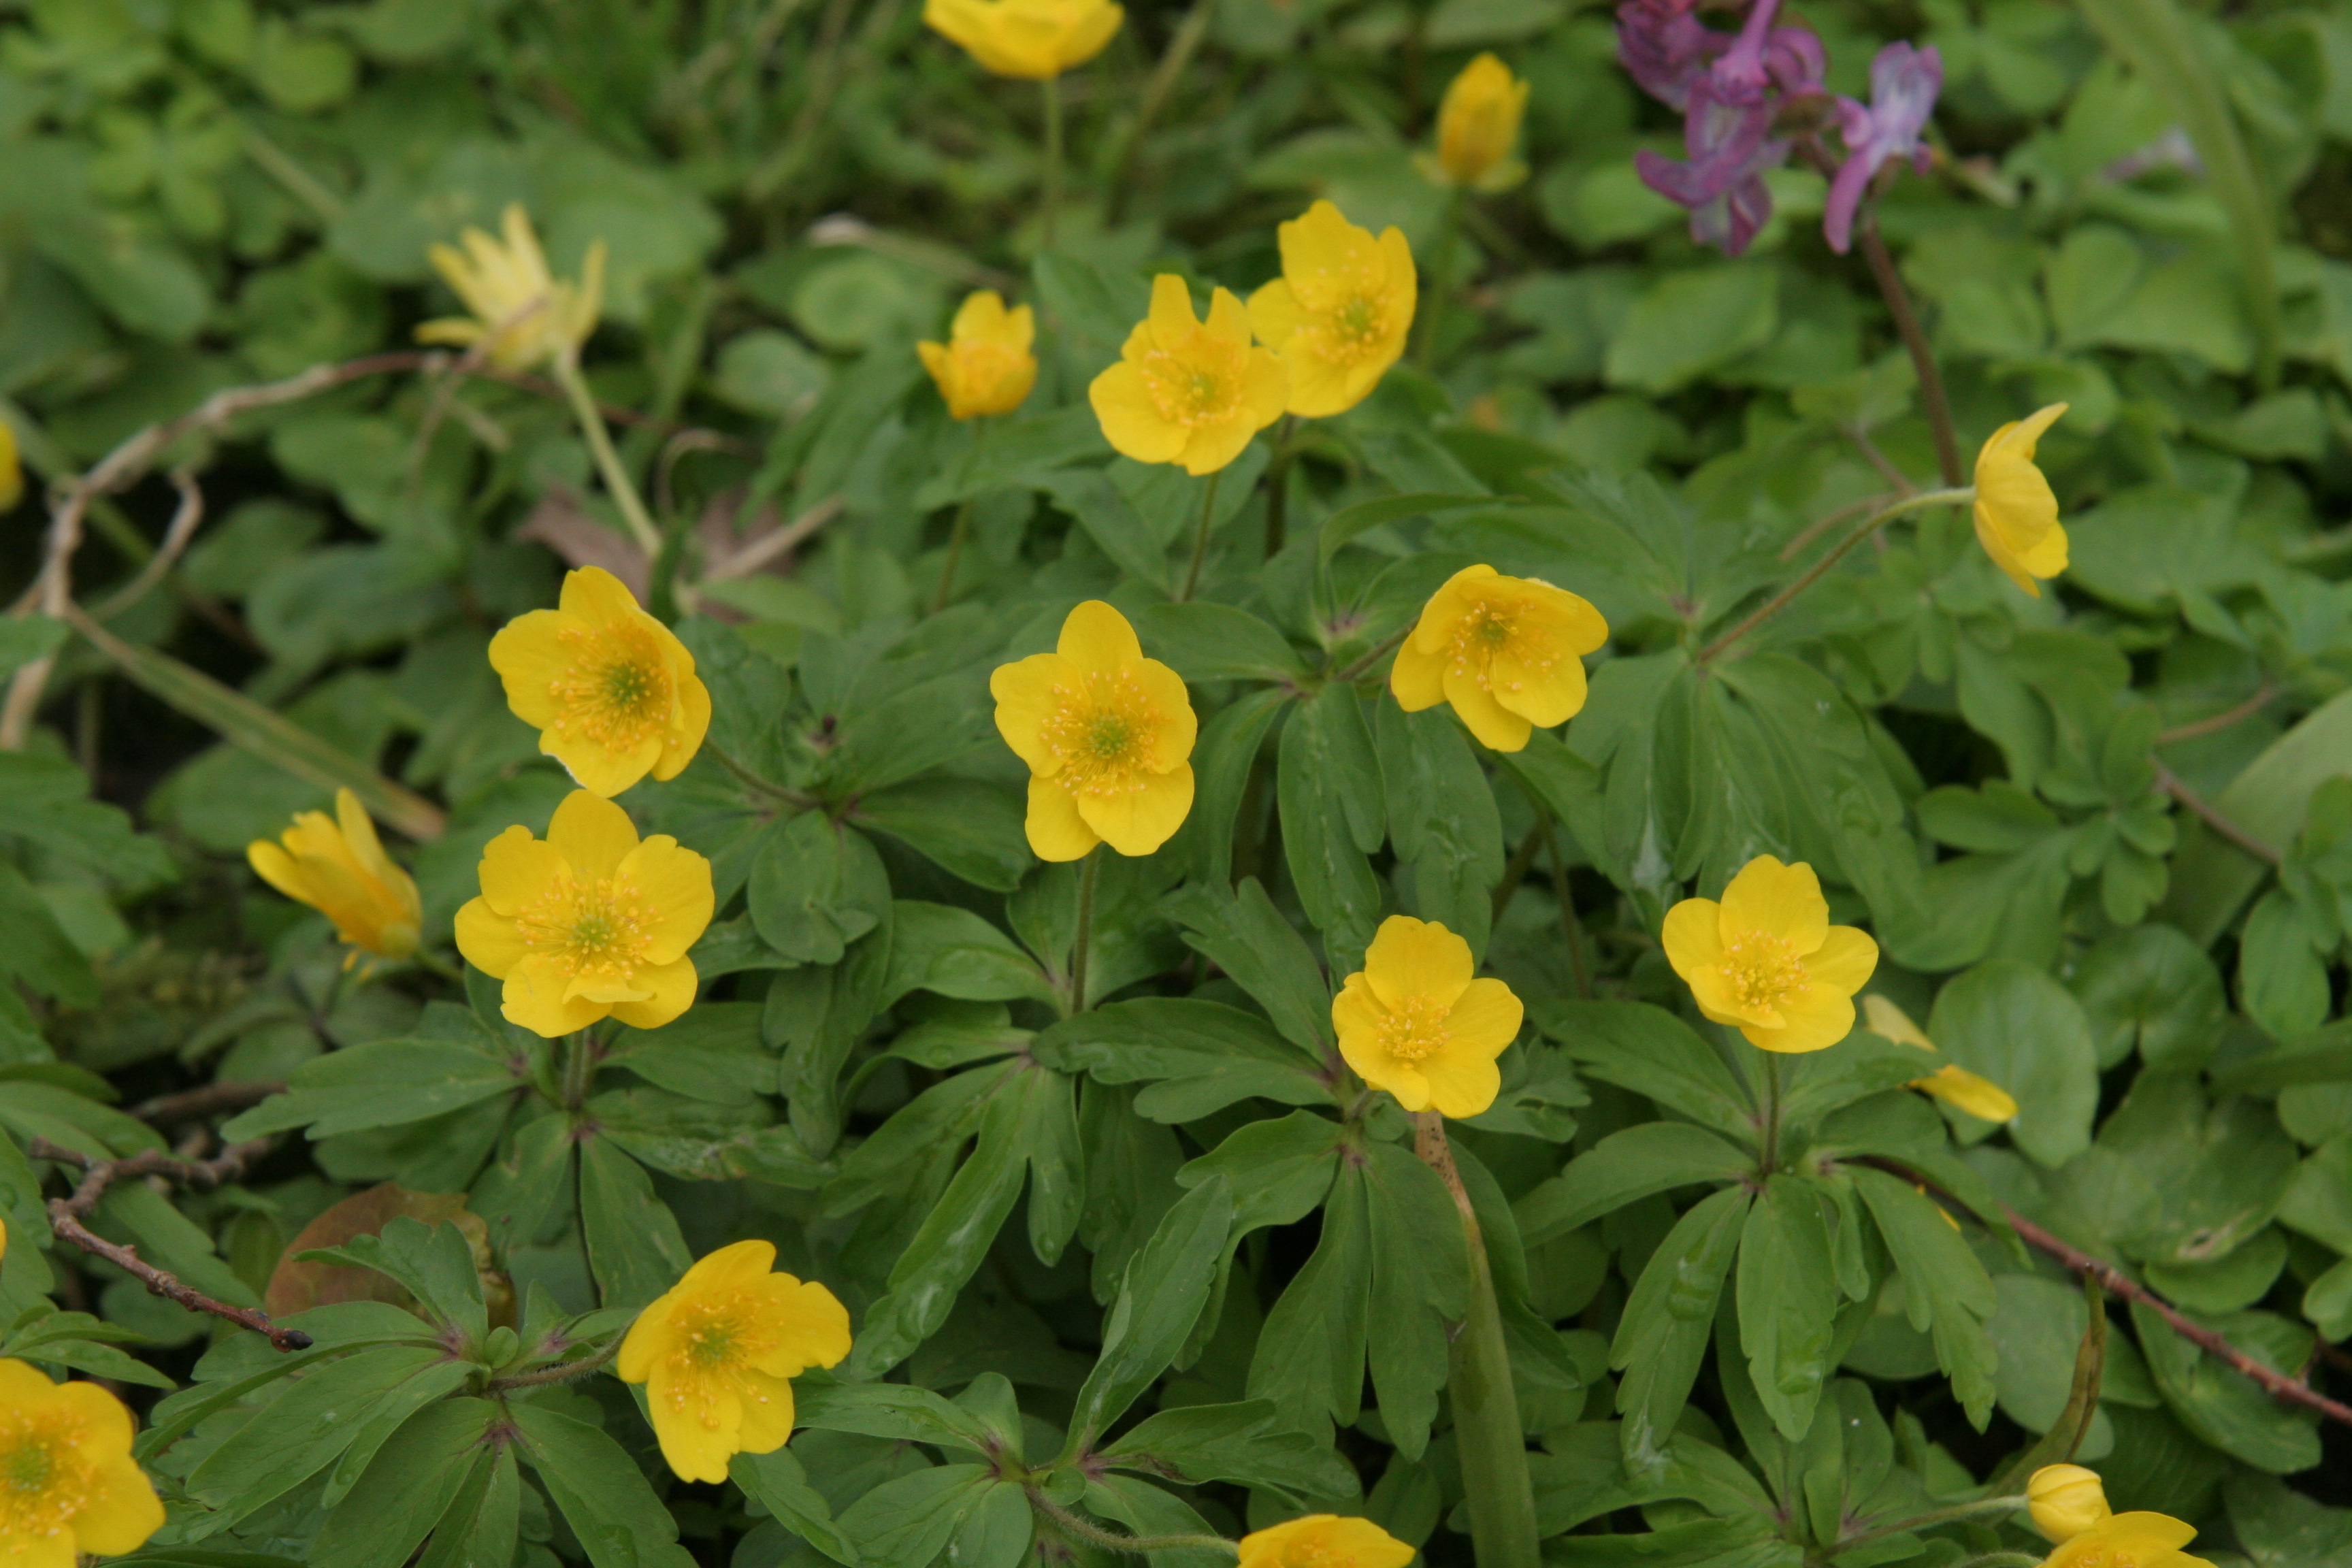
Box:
[1823,42,1942,254]
[1635,80,1786,256]
[1616,0,1727,112]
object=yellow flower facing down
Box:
[618,1240,852,1484]
[2040,1512,2212,1568]
[1238,1514,1418,1568]
[991,601,1196,860]
[919,291,1039,420]
[1974,402,2069,597]
[1428,53,1529,191]
[1335,915,1524,1118]
[1861,995,2019,1123]
[0,1359,165,1566]
[1663,855,1879,1054]
[491,566,712,798]
[1248,201,1416,419]
[1090,274,1290,476]
[416,203,606,372]
[2028,1465,2113,1545]
[455,790,714,1038]
[924,0,1122,78]
[0,418,22,512]
[1390,564,1609,753]
[247,789,423,964]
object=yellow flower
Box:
[924,0,1122,78]
[1861,995,2019,1122]
[455,790,714,1039]
[1390,564,1609,753]
[919,291,1039,420]
[1090,274,1290,476]
[990,600,1196,860]
[247,789,423,964]
[2028,1465,2113,1544]
[1427,53,1529,191]
[1247,201,1416,419]
[0,1359,165,1565]
[1238,1514,1417,1568]
[617,1241,851,1484]
[490,566,712,798]
[1973,403,2069,597]
[0,418,22,512]
[1663,855,1878,1054]
[416,203,606,372]
[1334,915,1523,1118]
[2041,1512,2212,1568]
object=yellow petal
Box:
[1390,640,1446,711]
[1861,994,1937,1053]
[1445,976,1523,1053]
[731,1368,800,1456]
[545,725,665,798]
[503,953,608,1037]
[653,665,713,781]
[1439,662,1532,751]
[1362,915,1474,1010]
[1916,1063,2019,1123]
[455,897,529,979]
[1662,896,1757,1024]
[475,824,565,915]
[1718,855,1829,953]
[487,608,573,730]
[645,1362,736,1483]
[621,836,716,965]
[1090,362,1188,465]
[1806,924,1880,994]
[990,652,1079,775]
[1076,762,1194,857]
[1134,658,1198,772]
[608,958,700,1031]
[1025,774,1101,861]
[69,1452,165,1555]
[1248,278,1307,352]
[680,1239,780,1291]
[1751,983,1857,1054]
[1146,272,1200,348]
[546,790,641,880]
[1418,1049,1503,1119]
[747,1273,855,1373]
[1411,564,1499,653]
[1058,600,1143,670]
[1489,642,1588,730]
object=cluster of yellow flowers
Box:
[2027,1465,2212,1568]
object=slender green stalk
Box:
[1177,468,1224,601]
[1416,186,1469,368]
[1760,1053,1783,1175]
[487,1331,625,1392]
[412,949,467,984]
[1857,213,1963,487]
[1102,0,1215,220]
[702,738,817,808]
[553,357,664,557]
[1950,1554,2041,1568]
[1416,1113,1540,1568]
[1262,415,1297,558]
[1068,847,1102,1014]
[1027,1490,1237,1557]
[1041,74,1064,251]
[932,499,974,612]
[560,1031,602,1113]
[1697,487,1970,664]
[1833,1496,2029,1557]
[1537,816,1592,1001]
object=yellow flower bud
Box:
[2028,1465,2112,1544]
[1431,53,1529,191]
[0,417,22,513]
[415,203,605,372]
[248,789,423,964]
[919,291,1038,420]
[924,0,1122,79]
[1972,403,2069,597]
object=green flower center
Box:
[1041,670,1164,799]
[549,621,675,756]
[1376,993,1450,1063]
[515,871,659,982]
[1722,932,1808,1012]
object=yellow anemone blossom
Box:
[1090,275,1290,476]
[1663,855,1878,1054]
[455,790,714,1038]
[2028,1465,2113,1544]
[247,789,423,964]
[1334,915,1523,1118]
[990,600,1196,860]
[2040,1512,2212,1568]
[1861,995,2018,1122]
[0,1360,165,1565]
[0,417,22,512]
[490,566,712,798]
[1426,53,1529,191]
[1973,403,2069,597]
[919,291,1039,420]
[924,0,1122,78]
[416,203,606,372]
[618,1240,852,1484]
[1247,201,1416,419]
[1238,1514,1417,1568]
[1390,564,1609,753]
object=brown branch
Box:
[129,1080,287,1128]
[88,468,204,621]
[2157,683,2279,746]
[27,1135,314,1352]
[2154,760,2281,865]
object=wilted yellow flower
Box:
[0,1359,165,1563]
[0,418,22,512]
[1663,855,1878,1054]
[2028,1465,2113,1544]
[455,790,713,1039]
[919,291,1039,420]
[1861,995,2019,1122]
[2041,1512,2211,1568]
[1974,403,2069,597]
[618,1241,851,1484]
[990,600,1196,860]
[1426,53,1529,191]
[248,789,423,964]
[924,0,1122,78]
[1334,915,1523,1118]
[1390,564,1608,753]
[1247,201,1416,419]
[490,566,712,799]
[1238,1514,1417,1568]
[416,203,606,372]
[1090,275,1290,476]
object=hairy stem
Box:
[1041,74,1064,250]
[1760,1052,1783,1175]
[1026,1490,1237,1556]
[488,1330,625,1392]
[1857,212,1963,488]
[1177,469,1224,602]
[1069,847,1102,1015]
[933,498,974,612]
[554,357,664,557]
[1698,487,1971,664]
[1263,416,1297,559]
[1102,0,1214,220]
[1833,1496,2029,1556]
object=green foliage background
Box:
[3,0,2352,1564]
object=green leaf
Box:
[512,1402,698,1568]
[223,1037,524,1141]
[730,1450,858,1565]
[1278,685,1385,970]
[794,1380,1001,1450]
[881,901,1054,1009]
[1516,1122,1753,1245]
[311,1399,498,1568]
[1612,1186,1749,1475]
[1927,960,2099,1167]
[1319,491,1494,564]
[748,813,892,966]
[413,1443,519,1568]
[1175,687,1290,885]
[0,754,176,892]
[2163,689,2352,944]
[1982,1273,2116,1447]
[851,779,1029,892]
[293,1215,487,1344]
[2240,890,2333,1042]
[0,861,99,1007]
[1128,602,1310,682]
[1364,1140,1471,1461]
[1377,702,1506,958]
[1247,1145,1373,1437]
[1097,1400,1356,1499]
[577,1135,693,1311]
[2130,1298,2321,1473]
[0,616,68,681]
[1032,998,1333,1122]
[603,1003,773,1104]
[1735,1176,1838,1441]
[2227,1473,2352,1568]
[1066,1174,1234,1453]
[836,1463,997,1567]
[1162,879,1334,1060]
[1850,1168,1997,1429]
[1605,265,1780,394]
[2070,924,2230,1070]
[1541,1000,1754,1145]
[185,1343,450,1524]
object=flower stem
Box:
[702,738,816,808]
[1414,1113,1541,1568]
[932,498,973,613]
[553,356,664,558]
[560,1031,602,1113]
[1177,468,1224,602]
[1041,74,1064,252]
[1026,1490,1237,1557]
[1761,1051,1783,1175]
[1857,210,1963,488]
[1068,847,1102,1014]
[487,1330,625,1392]
[1262,416,1298,558]
[412,949,466,984]
[1416,186,1469,368]
[1102,0,1214,223]
[1833,1496,2029,1557]
[1697,487,1970,664]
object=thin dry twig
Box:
[702,496,845,583]
[89,469,204,621]
[1779,490,1901,564]
[2155,760,2281,865]
[2157,683,2280,747]
[129,1080,287,1128]
[28,1135,314,1353]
